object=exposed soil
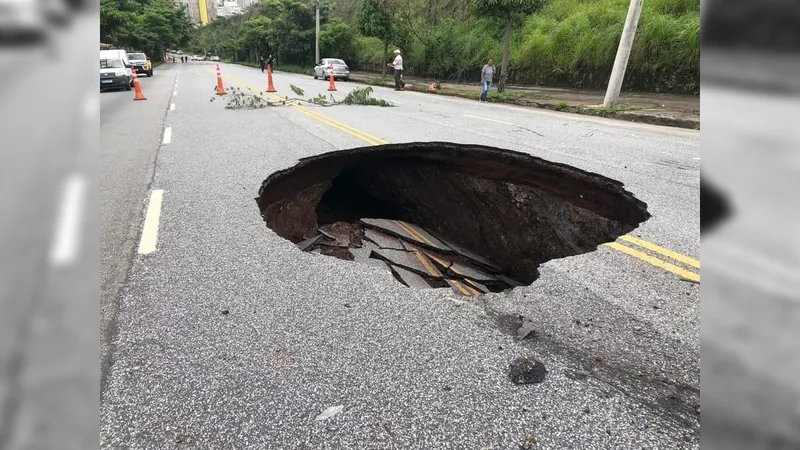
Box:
[256,142,650,290]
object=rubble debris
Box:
[425,251,498,283]
[520,433,537,450]
[258,142,650,295]
[318,228,338,241]
[291,216,535,295]
[517,320,537,340]
[444,279,481,296]
[436,235,503,273]
[508,356,547,385]
[318,221,362,248]
[371,248,443,278]
[464,278,490,294]
[363,258,393,273]
[319,236,350,248]
[390,265,435,290]
[363,228,406,251]
[349,240,377,261]
[297,234,322,251]
[360,218,450,252]
[315,405,344,421]
[319,245,353,261]
[497,274,525,287]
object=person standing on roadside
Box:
[260,55,266,73]
[267,54,274,70]
[387,49,404,91]
[480,58,495,102]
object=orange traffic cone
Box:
[215,64,227,95]
[327,64,337,92]
[132,68,146,101]
[266,64,277,93]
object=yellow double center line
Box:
[218,67,700,284]
[605,235,700,282]
[217,71,387,145]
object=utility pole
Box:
[603,0,644,108]
[315,0,320,63]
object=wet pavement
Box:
[100,62,701,448]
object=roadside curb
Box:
[702,73,800,96]
[350,75,700,131]
[224,62,699,130]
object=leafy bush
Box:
[189,0,699,94]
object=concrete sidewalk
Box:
[349,71,700,130]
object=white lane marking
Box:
[173,91,178,96]
[162,127,172,144]
[83,92,98,120]
[50,174,87,266]
[138,190,165,255]
[704,241,799,285]
[693,157,700,160]
[463,114,515,126]
[703,240,800,302]
[170,103,175,111]
[704,261,799,302]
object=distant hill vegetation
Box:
[703,0,800,51]
[192,0,700,94]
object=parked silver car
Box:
[313,58,350,81]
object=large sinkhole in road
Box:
[256,142,650,295]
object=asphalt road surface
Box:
[98,61,706,449]
[700,52,800,449]
[0,13,98,449]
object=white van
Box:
[100,49,133,88]
[100,49,134,91]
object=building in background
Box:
[185,0,216,25]
[208,0,217,21]
[216,0,243,17]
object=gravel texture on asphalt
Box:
[100,62,701,449]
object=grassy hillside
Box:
[193,0,700,94]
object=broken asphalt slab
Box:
[360,218,451,253]
[370,247,445,279]
[256,142,650,286]
[363,228,406,251]
[390,265,435,290]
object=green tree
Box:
[468,0,545,91]
[356,0,395,75]
[252,0,319,65]
[241,16,274,60]
[101,0,192,61]
[320,18,358,63]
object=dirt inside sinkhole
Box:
[256,142,650,295]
